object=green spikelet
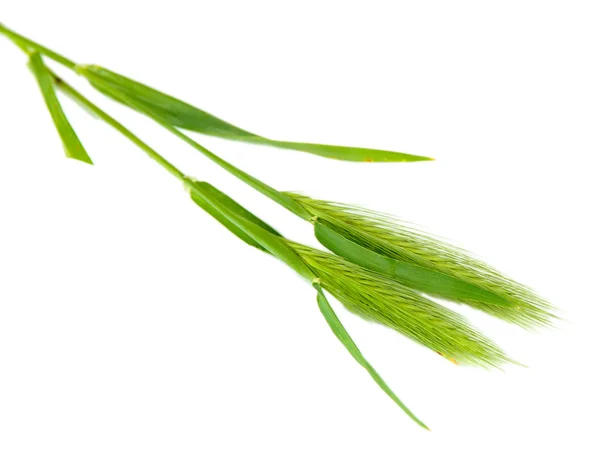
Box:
[285,193,557,328]
[288,241,514,368]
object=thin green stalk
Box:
[0,23,78,70]
[50,70,307,272]
[0,24,403,219]
[51,70,306,271]
[158,114,314,221]
[91,83,314,221]
[1,26,301,217]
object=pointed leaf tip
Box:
[28,53,93,165]
[313,283,429,430]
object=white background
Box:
[1,2,599,454]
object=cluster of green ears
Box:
[0,23,557,431]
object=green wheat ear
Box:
[289,241,514,369]
[285,193,557,329]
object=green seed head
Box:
[288,241,515,369]
[285,193,557,329]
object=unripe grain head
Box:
[288,241,514,369]
[285,193,557,329]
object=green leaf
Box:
[314,222,511,307]
[77,65,433,163]
[28,53,93,164]
[190,181,281,251]
[85,80,314,221]
[188,181,315,280]
[313,282,428,430]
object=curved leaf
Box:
[314,283,428,430]
[77,65,433,163]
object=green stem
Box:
[51,70,318,279]
[0,28,274,217]
[88,83,314,221]
[51,73,186,182]
[159,118,315,221]
[0,23,78,70]
[0,24,313,220]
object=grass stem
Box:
[107,89,314,220]
[0,23,78,70]
[51,73,186,182]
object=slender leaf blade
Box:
[77,65,433,162]
[28,53,93,164]
[87,80,314,221]
[313,283,428,430]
